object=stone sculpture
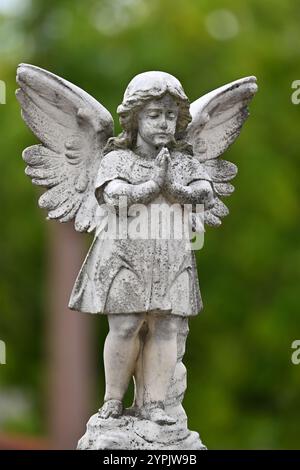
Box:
[16,64,257,449]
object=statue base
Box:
[77,409,206,450]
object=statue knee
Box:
[149,315,179,340]
[108,314,145,340]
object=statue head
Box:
[104,71,192,154]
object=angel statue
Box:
[16,64,257,450]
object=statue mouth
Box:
[155,133,171,139]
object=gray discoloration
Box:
[77,413,206,450]
[16,63,113,232]
[17,66,257,449]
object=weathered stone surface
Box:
[17,65,257,450]
[77,413,206,450]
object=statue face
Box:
[136,94,179,149]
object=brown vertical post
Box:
[46,222,94,449]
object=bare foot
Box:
[143,401,176,426]
[98,399,123,419]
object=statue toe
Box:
[98,399,123,419]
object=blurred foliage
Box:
[0,0,300,449]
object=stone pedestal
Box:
[77,412,206,450]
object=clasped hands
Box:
[151,147,215,210]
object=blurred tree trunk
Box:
[46,222,94,449]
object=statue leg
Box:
[99,313,146,419]
[140,314,180,424]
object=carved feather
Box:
[186,76,257,226]
[16,63,114,232]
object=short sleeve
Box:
[186,158,212,185]
[170,152,212,185]
[94,151,133,202]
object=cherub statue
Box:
[16,65,257,448]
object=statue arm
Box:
[165,179,215,208]
[101,178,161,207]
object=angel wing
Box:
[186,76,258,226]
[16,63,114,232]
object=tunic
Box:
[68,149,210,317]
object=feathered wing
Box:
[16,63,114,232]
[186,76,258,226]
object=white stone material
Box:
[16,65,257,450]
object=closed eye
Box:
[148,112,160,118]
[167,112,176,119]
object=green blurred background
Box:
[1,0,300,449]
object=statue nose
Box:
[160,119,168,130]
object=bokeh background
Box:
[1,0,300,450]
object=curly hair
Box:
[104,71,193,155]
